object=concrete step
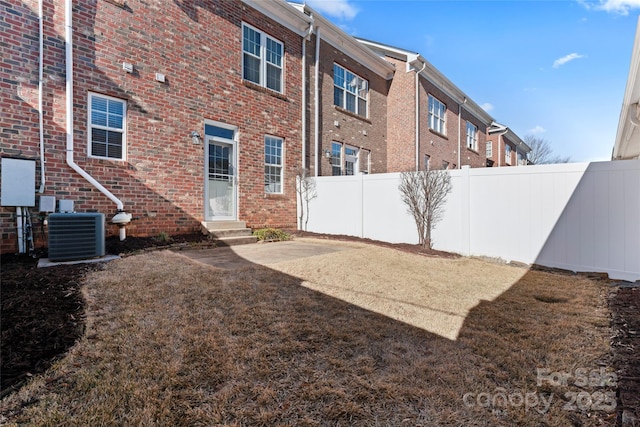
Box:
[207,228,253,238]
[215,235,258,246]
[201,220,247,231]
[200,220,256,247]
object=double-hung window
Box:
[486,141,493,158]
[88,92,126,160]
[505,144,512,164]
[466,121,478,151]
[264,136,283,193]
[428,95,446,135]
[242,23,284,93]
[333,64,368,117]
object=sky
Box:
[301,0,640,162]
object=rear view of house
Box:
[1,0,310,253]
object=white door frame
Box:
[204,133,238,221]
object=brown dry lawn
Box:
[1,242,615,426]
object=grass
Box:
[0,246,614,426]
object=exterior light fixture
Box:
[191,131,201,145]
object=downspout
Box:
[415,61,426,171]
[65,0,131,239]
[314,26,321,176]
[457,97,467,169]
[301,19,313,170]
[38,0,45,193]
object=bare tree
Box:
[399,169,452,249]
[296,168,317,231]
[524,135,571,164]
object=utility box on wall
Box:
[1,158,36,207]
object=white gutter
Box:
[314,26,321,176]
[38,0,45,193]
[65,0,130,239]
[301,19,313,170]
[415,60,426,171]
[457,97,467,169]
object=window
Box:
[466,121,478,151]
[89,93,126,160]
[333,64,368,117]
[264,136,283,193]
[486,141,493,158]
[242,23,283,93]
[517,151,527,165]
[344,145,359,175]
[331,142,342,176]
[428,95,446,135]
[505,144,512,164]
[424,154,431,170]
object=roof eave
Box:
[613,16,640,160]
[291,5,395,79]
[242,0,311,36]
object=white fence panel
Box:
[299,160,640,281]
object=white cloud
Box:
[529,125,546,134]
[552,53,585,68]
[480,102,494,112]
[306,0,359,20]
[579,0,640,15]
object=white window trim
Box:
[344,145,359,176]
[428,94,446,135]
[466,121,478,151]
[486,141,493,158]
[87,92,127,161]
[264,135,284,194]
[333,63,369,118]
[241,22,284,93]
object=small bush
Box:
[154,232,172,243]
[253,228,290,242]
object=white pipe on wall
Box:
[38,0,45,193]
[301,20,313,171]
[415,61,426,171]
[314,27,321,177]
[457,97,466,169]
[65,0,130,239]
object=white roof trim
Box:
[289,4,395,79]
[357,37,494,126]
[613,16,640,160]
[242,0,311,36]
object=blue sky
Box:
[302,0,640,162]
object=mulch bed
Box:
[1,231,638,426]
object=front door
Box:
[205,136,236,220]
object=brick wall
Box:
[306,37,389,176]
[1,0,303,253]
[385,57,416,172]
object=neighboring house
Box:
[1,0,311,253]
[356,38,494,172]
[613,16,640,160]
[290,3,395,177]
[486,123,531,167]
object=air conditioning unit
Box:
[48,213,106,261]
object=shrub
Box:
[253,228,290,242]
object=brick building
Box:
[1,0,530,254]
[356,39,496,172]
[290,3,394,177]
[486,123,531,167]
[1,0,311,253]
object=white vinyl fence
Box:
[299,160,640,281]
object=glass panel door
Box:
[206,137,236,220]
